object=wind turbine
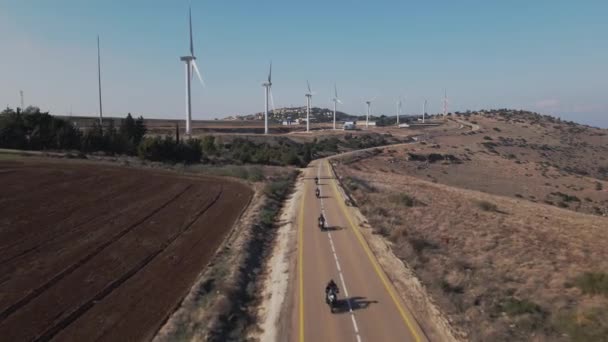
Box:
[422,99,427,123]
[364,98,375,128]
[179,5,205,137]
[97,35,103,125]
[262,62,274,134]
[443,89,448,116]
[396,97,402,125]
[331,84,342,130]
[305,81,314,132]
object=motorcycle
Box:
[314,176,319,185]
[326,289,338,312]
[318,216,325,230]
[315,188,320,198]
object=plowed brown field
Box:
[0,158,252,341]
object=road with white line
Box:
[288,159,427,342]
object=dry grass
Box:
[333,113,608,341]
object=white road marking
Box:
[317,164,362,342]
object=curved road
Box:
[289,159,427,342]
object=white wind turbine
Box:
[262,62,274,134]
[443,89,448,117]
[305,81,314,132]
[396,97,402,125]
[331,84,342,130]
[179,5,205,137]
[422,99,427,123]
[364,97,375,128]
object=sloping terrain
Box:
[0,158,252,341]
[333,112,608,341]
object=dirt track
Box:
[0,158,252,341]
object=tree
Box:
[134,116,147,145]
[119,113,136,140]
[201,135,216,155]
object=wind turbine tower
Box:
[19,90,24,110]
[97,35,103,125]
[443,89,448,117]
[262,62,273,134]
[396,97,402,125]
[179,6,204,137]
[332,84,342,130]
[422,99,427,123]
[365,100,372,128]
[305,81,313,132]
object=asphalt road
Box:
[289,159,427,342]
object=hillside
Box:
[225,106,356,122]
[332,110,608,341]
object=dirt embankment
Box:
[154,168,298,342]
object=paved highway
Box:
[289,159,427,342]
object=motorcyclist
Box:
[314,176,319,184]
[325,279,339,298]
[315,187,320,198]
[318,213,325,228]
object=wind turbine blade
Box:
[268,61,272,83]
[334,84,338,99]
[269,87,276,113]
[337,99,343,104]
[189,6,194,56]
[191,60,205,87]
[307,80,311,94]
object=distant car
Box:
[343,121,356,130]
[398,123,410,128]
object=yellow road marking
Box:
[326,161,423,342]
[298,181,306,342]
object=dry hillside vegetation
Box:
[334,111,608,341]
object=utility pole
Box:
[97,35,103,126]
[20,90,24,109]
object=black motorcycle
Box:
[315,188,320,198]
[326,289,338,313]
[318,216,325,230]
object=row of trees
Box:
[0,107,197,163]
[1,106,393,166]
[0,107,148,154]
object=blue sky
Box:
[1,0,607,127]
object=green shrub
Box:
[554,306,608,342]
[344,176,376,192]
[497,297,543,316]
[551,191,580,203]
[390,193,417,207]
[477,200,498,212]
[137,136,201,163]
[574,272,608,297]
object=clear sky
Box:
[1,0,607,127]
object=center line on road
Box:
[318,164,362,342]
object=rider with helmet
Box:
[315,187,320,198]
[325,279,339,301]
[318,213,325,228]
